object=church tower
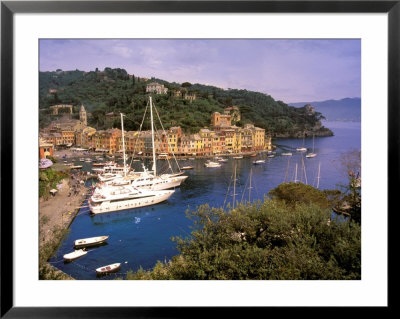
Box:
[79,104,87,126]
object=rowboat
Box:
[181,166,194,170]
[253,160,265,164]
[63,249,87,262]
[95,263,121,275]
[74,235,109,248]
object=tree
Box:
[181,82,192,88]
[124,189,361,280]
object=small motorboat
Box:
[253,160,266,164]
[282,152,293,156]
[63,249,87,262]
[217,158,228,162]
[181,166,194,170]
[74,235,109,248]
[250,153,257,157]
[205,161,221,168]
[70,165,83,169]
[92,162,105,167]
[233,155,243,159]
[306,153,317,158]
[95,263,121,275]
[267,155,275,158]
[296,147,307,152]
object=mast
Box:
[149,96,157,176]
[233,162,237,209]
[120,112,126,177]
[249,167,252,202]
[302,155,308,184]
[316,161,321,188]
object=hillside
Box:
[290,98,361,122]
[39,68,333,137]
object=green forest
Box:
[39,68,332,136]
[123,181,361,280]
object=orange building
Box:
[211,112,232,128]
[39,141,54,159]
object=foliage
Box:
[39,168,68,198]
[125,184,361,280]
[268,182,334,210]
[39,68,332,135]
[39,226,72,280]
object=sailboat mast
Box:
[120,112,126,177]
[316,161,321,188]
[149,96,157,176]
[233,163,237,209]
[249,167,252,202]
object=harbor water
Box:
[49,121,361,279]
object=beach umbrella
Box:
[39,158,53,169]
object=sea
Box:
[49,120,361,280]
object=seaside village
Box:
[39,82,272,159]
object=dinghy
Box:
[74,235,109,248]
[63,249,87,261]
[95,263,121,275]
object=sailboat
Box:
[306,135,317,158]
[88,112,175,214]
[127,96,188,190]
[99,97,188,190]
[297,134,307,152]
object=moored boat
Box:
[181,166,194,170]
[89,184,175,214]
[253,160,266,164]
[205,161,221,168]
[96,263,121,275]
[74,235,109,248]
[63,249,87,261]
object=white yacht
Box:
[99,96,188,190]
[89,184,174,214]
[205,161,221,168]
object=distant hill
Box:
[289,98,361,122]
[39,68,333,137]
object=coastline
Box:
[39,171,90,280]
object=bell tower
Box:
[79,104,87,126]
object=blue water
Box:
[50,121,361,279]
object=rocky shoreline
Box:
[272,127,334,139]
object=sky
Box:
[39,39,361,103]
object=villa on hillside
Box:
[146,82,168,94]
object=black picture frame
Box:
[1,0,396,317]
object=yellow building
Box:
[199,129,215,156]
[253,127,265,151]
[168,127,181,154]
[61,130,75,145]
[93,128,121,154]
[193,134,203,156]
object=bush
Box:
[124,189,361,280]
